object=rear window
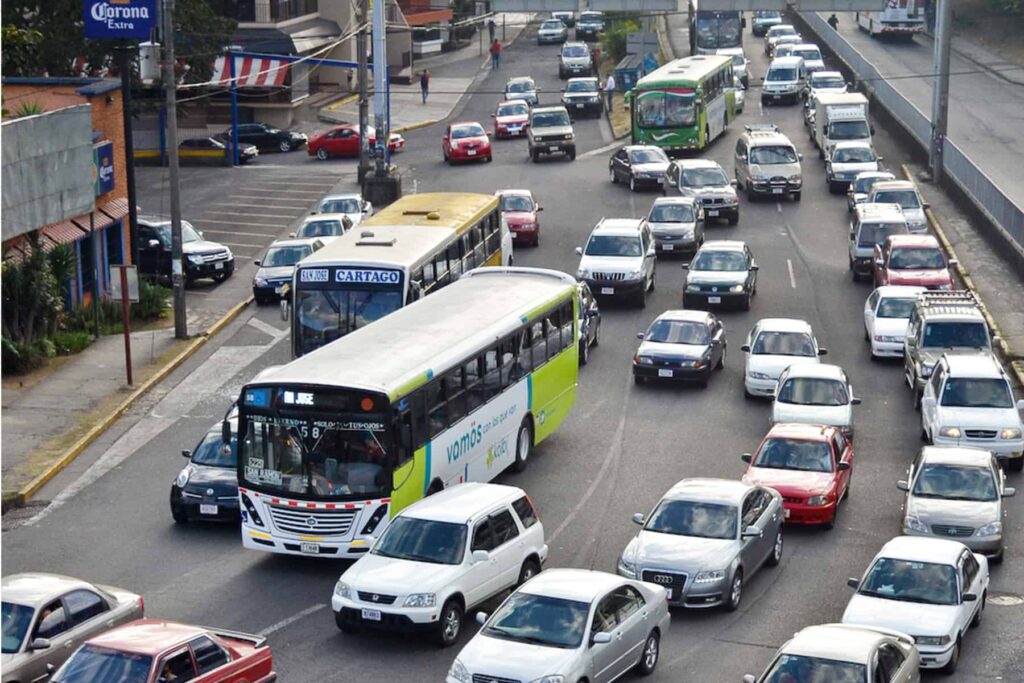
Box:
[512,496,539,528]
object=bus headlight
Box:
[240,492,264,527]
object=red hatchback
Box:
[872,234,955,289]
[496,189,543,246]
[307,124,405,160]
[492,99,530,138]
[741,423,853,529]
[52,619,276,683]
[442,122,492,164]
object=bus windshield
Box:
[695,12,741,50]
[637,91,696,129]
[295,288,403,356]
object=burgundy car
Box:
[873,234,955,290]
[496,189,542,246]
[442,122,492,164]
[307,124,405,160]
[492,100,530,139]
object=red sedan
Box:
[442,122,492,164]
[492,99,530,139]
[496,189,543,246]
[741,423,853,529]
[53,619,276,682]
[872,234,955,289]
[308,124,405,160]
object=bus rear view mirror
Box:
[222,419,232,445]
[280,299,290,322]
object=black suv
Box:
[221,122,307,152]
[137,217,235,285]
[575,11,605,41]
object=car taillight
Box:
[139,596,145,614]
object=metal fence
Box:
[799,11,1024,256]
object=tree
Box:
[1,24,44,75]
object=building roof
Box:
[401,483,523,524]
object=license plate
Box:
[575,103,584,109]
[666,589,673,599]
[708,296,722,304]
[214,262,224,270]
[772,94,781,100]
[772,188,783,194]
[784,508,791,519]
[509,127,521,134]
[361,608,381,621]
[467,150,477,156]
[663,244,674,251]
[199,504,218,516]
[658,369,673,378]
[600,287,614,295]
[300,542,319,555]
[549,145,559,152]
[707,209,719,216]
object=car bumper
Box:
[749,182,800,197]
[782,500,836,525]
[902,527,1003,556]
[510,225,539,241]
[538,33,567,43]
[762,90,799,102]
[931,436,1024,459]
[564,100,602,115]
[187,260,234,280]
[561,63,592,75]
[532,141,576,155]
[450,148,490,161]
[655,236,699,254]
[332,596,441,629]
[253,282,289,300]
[701,204,740,219]
[852,257,873,276]
[171,488,240,522]
[584,278,645,297]
[870,339,905,357]
[745,376,778,397]
[495,125,527,138]
[683,290,747,308]
[633,363,709,382]
[916,641,958,669]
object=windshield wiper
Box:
[396,552,445,564]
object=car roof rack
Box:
[744,123,779,133]
[915,290,979,307]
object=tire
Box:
[746,185,756,202]
[824,501,839,530]
[213,271,230,283]
[517,558,541,587]
[636,288,647,309]
[610,167,618,184]
[941,638,960,675]
[793,191,801,202]
[716,345,726,370]
[426,479,444,496]
[171,505,188,525]
[744,387,756,401]
[725,570,743,611]
[913,386,922,411]
[1007,457,1024,472]
[512,420,533,473]
[335,611,359,634]
[531,148,539,163]
[634,374,646,385]
[741,292,752,311]
[728,213,739,226]
[971,592,986,626]
[567,148,576,161]
[828,181,839,194]
[698,368,711,388]
[486,154,493,163]
[592,322,600,347]
[635,631,660,676]
[316,147,329,161]
[435,600,463,647]
[278,140,291,153]
[579,339,589,366]
[766,530,783,567]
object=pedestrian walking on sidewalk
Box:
[827,13,839,31]
[488,18,496,42]
[419,69,430,104]
[604,72,616,112]
[490,39,502,69]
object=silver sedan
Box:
[618,478,784,611]
[447,568,670,683]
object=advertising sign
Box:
[93,141,115,196]
[83,0,157,40]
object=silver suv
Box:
[558,42,592,79]
[575,218,656,308]
[664,159,739,225]
[527,106,576,162]
[734,124,803,202]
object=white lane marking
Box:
[258,603,327,636]
[227,195,314,203]
[776,202,782,213]
[198,229,278,238]
[204,210,297,219]
[787,258,797,289]
[247,316,290,341]
[193,219,285,229]
[580,140,626,159]
[209,202,310,211]
[217,241,265,249]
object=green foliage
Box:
[9,101,45,118]
[2,337,45,375]
[62,279,169,335]
[599,14,642,65]
[1,24,43,77]
[987,0,1022,12]
[52,330,93,356]
[132,280,170,320]
[1,240,70,344]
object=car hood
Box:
[873,318,910,337]
[563,91,599,100]
[744,467,836,497]
[749,162,801,179]
[451,135,489,146]
[649,220,697,233]
[632,162,670,175]
[342,552,462,594]
[919,348,988,367]
[182,464,238,495]
[688,185,736,198]
[832,161,879,174]
[458,634,578,678]
[886,269,951,286]
[638,341,709,359]
[843,594,958,637]
[771,402,853,429]
[183,240,228,255]
[633,530,736,571]
[503,210,538,225]
[687,270,747,285]
[255,265,295,281]
[579,255,643,271]
[496,114,528,125]
[747,354,820,379]
[533,124,573,137]
[936,406,1021,429]
[906,496,1000,529]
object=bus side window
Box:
[560,300,574,350]
[396,407,414,466]
[408,390,427,451]
[545,310,561,359]
[433,251,450,287]
[472,225,486,263]
[483,348,501,400]
[501,336,518,388]
[486,211,502,254]
[421,261,436,291]
[516,329,533,378]
[446,367,467,425]
[531,320,548,369]
[448,243,463,279]
[465,357,484,412]
[461,233,477,270]
[426,381,446,439]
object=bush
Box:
[52,330,93,355]
[132,280,170,320]
[2,336,45,375]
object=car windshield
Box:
[452,124,485,139]
[766,67,797,81]
[566,80,598,92]
[629,149,668,164]
[777,378,849,406]
[692,251,747,271]
[645,499,738,539]
[497,102,529,117]
[877,297,916,319]
[636,90,696,129]
[857,223,904,248]
[682,167,728,187]
[500,195,534,212]
[321,198,361,214]
[155,222,201,245]
[191,429,238,467]
[755,438,834,472]
[2,602,32,653]
[873,190,921,210]
[297,220,345,238]
[262,245,311,268]
[756,11,782,19]
[52,645,153,683]
[833,147,876,163]
[483,592,589,649]
[913,463,998,502]
[941,378,1013,408]
[752,331,815,356]
[541,20,563,30]
[646,319,709,345]
[768,25,795,37]
[563,45,588,57]
[859,557,958,606]
[774,46,793,58]
[762,654,866,683]
[532,111,570,127]
[793,48,821,62]
[853,175,890,193]
[648,203,694,223]
[922,322,989,349]
[372,516,467,565]
[830,120,870,140]
[585,235,641,257]
[750,146,798,164]
[507,80,535,93]
[812,75,845,89]
[888,247,944,270]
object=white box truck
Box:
[812,92,872,160]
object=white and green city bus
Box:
[627,55,736,153]
[234,267,579,558]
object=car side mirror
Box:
[847,578,860,589]
[537,206,544,212]
[741,453,752,463]
[922,202,931,210]
[798,152,804,160]
[147,239,160,248]
[948,258,958,267]
[851,397,862,405]
[741,344,750,352]
[472,550,490,564]
[442,135,449,141]
[680,263,689,270]
[253,260,261,267]
[874,258,884,267]
[837,461,851,471]
[741,526,762,539]
[636,332,645,340]
[591,631,612,645]
[181,449,192,458]
[743,676,756,683]
[30,638,51,651]
[476,611,488,625]
[818,348,828,356]
[1016,399,1024,410]
[575,246,583,255]
[749,264,759,271]
[730,179,738,187]
[962,592,977,602]
[632,512,645,525]
[870,125,876,134]
[896,480,909,491]
[491,113,496,117]
[1002,487,1016,497]
[289,232,296,238]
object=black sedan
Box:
[577,281,601,365]
[170,420,239,524]
[222,122,308,152]
[633,309,727,387]
[609,145,671,192]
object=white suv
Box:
[332,483,548,646]
[576,218,656,308]
[921,353,1024,471]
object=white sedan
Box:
[863,285,926,359]
[827,141,882,193]
[742,318,827,399]
[771,363,860,436]
[842,536,988,674]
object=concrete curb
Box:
[323,93,359,113]
[902,164,1024,387]
[393,119,439,134]
[9,295,255,509]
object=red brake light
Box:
[139,596,145,614]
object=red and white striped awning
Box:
[210,56,289,87]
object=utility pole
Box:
[117,43,141,268]
[929,0,952,184]
[372,0,388,177]
[162,0,187,339]
[357,0,370,184]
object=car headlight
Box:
[187,254,204,265]
[334,580,351,599]
[920,363,935,378]
[635,355,654,366]
[686,283,700,292]
[914,635,951,647]
[448,659,471,683]
[254,277,268,287]
[693,570,725,584]
[529,676,565,683]
[224,248,233,260]
[729,284,745,293]
[627,270,642,280]
[904,515,928,533]
[1000,428,1021,439]
[874,335,903,344]
[976,521,1002,537]
[806,495,831,506]
[788,174,802,183]
[938,426,962,438]
[576,268,590,279]
[936,284,952,291]
[565,133,575,141]
[176,466,192,488]
[404,593,436,608]
[749,371,773,380]
[617,555,638,578]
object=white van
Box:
[761,56,807,105]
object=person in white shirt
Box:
[604,73,616,111]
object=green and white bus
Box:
[627,54,736,153]
[235,267,579,558]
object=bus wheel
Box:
[512,420,533,473]
[426,479,444,496]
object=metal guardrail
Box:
[799,11,1024,258]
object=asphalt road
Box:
[4,20,1024,683]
